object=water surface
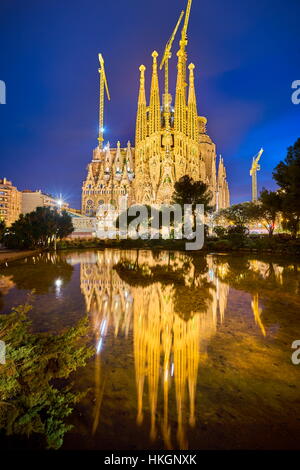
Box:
[0,249,300,450]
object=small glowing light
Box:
[171,363,174,377]
[55,278,62,288]
[100,319,107,335]
[56,199,63,207]
[96,338,103,354]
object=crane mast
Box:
[98,53,110,148]
[178,0,193,89]
[181,0,192,43]
[160,10,184,115]
[250,148,263,201]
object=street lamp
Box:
[56,199,63,209]
[54,197,64,251]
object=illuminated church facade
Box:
[81,0,230,217]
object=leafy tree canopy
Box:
[215,202,257,227]
[0,303,93,449]
[0,219,5,242]
[273,138,300,237]
[3,207,74,250]
[172,175,213,214]
[257,189,282,236]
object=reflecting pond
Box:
[0,249,300,450]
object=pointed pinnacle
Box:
[152,50,158,61]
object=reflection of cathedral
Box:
[80,250,134,338]
[79,250,229,448]
[81,0,230,216]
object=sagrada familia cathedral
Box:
[81,0,230,217]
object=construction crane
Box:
[97,53,110,148]
[180,0,193,44]
[177,0,193,88]
[250,147,264,201]
[159,10,184,113]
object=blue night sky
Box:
[0,0,299,208]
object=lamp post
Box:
[54,197,64,251]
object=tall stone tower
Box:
[82,0,230,216]
[133,2,230,208]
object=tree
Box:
[116,203,188,238]
[257,189,282,237]
[213,225,227,238]
[3,207,74,250]
[0,219,5,242]
[56,209,74,240]
[172,175,213,230]
[115,205,156,231]
[273,138,300,237]
[215,202,256,227]
[0,303,93,449]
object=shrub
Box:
[226,225,249,247]
[208,239,233,251]
[213,225,227,238]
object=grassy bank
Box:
[56,236,300,255]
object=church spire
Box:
[174,48,187,134]
[126,141,133,172]
[114,140,123,180]
[149,51,161,136]
[174,0,193,135]
[104,141,112,180]
[187,63,198,141]
[135,65,147,146]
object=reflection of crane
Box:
[97,53,111,148]
[250,148,263,201]
[160,10,184,114]
[251,293,266,337]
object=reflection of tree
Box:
[0,303,93,449]
[214,255,300,296]
[115,252,214,320]
[3,252,73,294]
[213,254,300,331]
[0,275,15,310]
[0,275,15,295]
[173,281,213,319]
